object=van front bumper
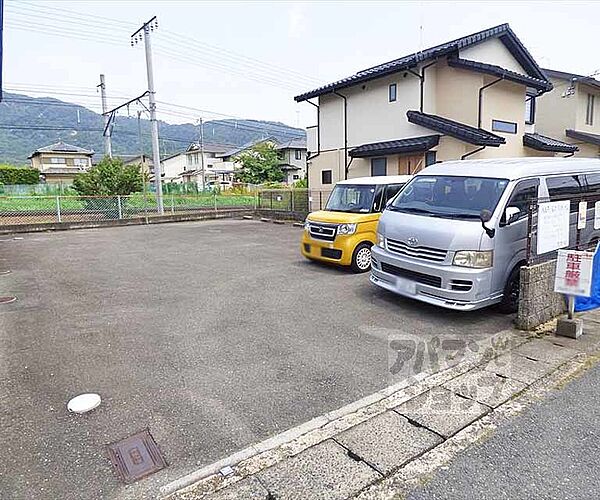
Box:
[301,231,364,267]
[370,246,502,311]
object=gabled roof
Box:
[30,141,93,157]
[542,68,600,91]
[566,129,600,146]
[279,163,302,171]
[295,24,549,102]
[218,136,279,158]
[186,142,232,154]
[350,135,440,158]
[523,133,578,153]
[275,138,307,150]
[406,111,505,146]
[447,58,552,91]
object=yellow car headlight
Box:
[453,250,493,268]
[338,223,357,235]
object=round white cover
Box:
[67,393,101,414]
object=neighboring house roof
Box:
[279,163,302,171]
[523,133,578,153]
[350,135,440,158]
[275,139,307,150]
[161,151,186,162]
[406,111,505,146]
[29,141,94,158]
[186,142,233,154]
[121,154,154,165]
[566,129,600,146]
[218,136,279,158]
[447,58,552,91]
[39,167,85,175]
[295,24,549,102]
[542,68,600,91]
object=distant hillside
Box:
[0,92,305,165]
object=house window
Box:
[295,149,302,160]
[491,120,517,134]
[50,157,66,164]
[371,158,387,176]
[425,151,437,166]
[586,93,595,125]
[321,169,332,185]
[73,158,88,167]
[293,174,300,180]
[388,83,397,102]
[525,96,536,125]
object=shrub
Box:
[0,165,40,185]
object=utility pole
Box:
[97,74,112,158]
[199,118,205,191]
[132,16,163,214]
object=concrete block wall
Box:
[517,259,566,330]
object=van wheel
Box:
[351,243,372,273]
[498,266,521,314]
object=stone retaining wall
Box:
[517,259,566,330]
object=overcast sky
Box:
[3,0,600,130]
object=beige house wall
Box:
[460,38,526,74]
[305,37,556,191]
[535,77,578,140]
[536,77,600,158]
[574,83,600,133]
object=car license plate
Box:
[396,277,416,295]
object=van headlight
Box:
[304,219,311,231]
[453,250,493,268]
[338,223,357,235]
[376,232,385,248]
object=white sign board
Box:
[578,201,588,230]
[536,200,570,255]
[595,201,600,230]
[554,249,594,297]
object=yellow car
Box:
[302,176,411,272]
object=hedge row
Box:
[0,165,40,185]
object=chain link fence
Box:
[0,189,332,227]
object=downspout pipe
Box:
[478,77,503,128]
[333,90,348,179]
[461,145,486,160]
[407,61,437,112]
[306,99,320,160]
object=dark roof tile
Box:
[566,129,600,146]
[350,135,440,158]
[295,24,549,101]
[406,111,505,146]
[523,133,578,153]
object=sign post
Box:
[554,249,594,338]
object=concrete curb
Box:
[163,314,600,500]
[162,328,530,498]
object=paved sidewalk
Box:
[407,361,600,500]
[166,310,600,500]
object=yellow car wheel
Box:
[350,243,372,273]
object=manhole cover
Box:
[0,296,16,304]
[107,429,167,484]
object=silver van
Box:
[371,158,600,313]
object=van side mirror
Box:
[479,209,495,238]
[504,206,521,225]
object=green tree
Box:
[233,142,284,184]
[73,156,144,196]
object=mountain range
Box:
[0,92,305,165]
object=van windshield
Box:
[389,175,509,219]
[326,184,376,213]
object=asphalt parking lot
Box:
[0,219,514,499]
